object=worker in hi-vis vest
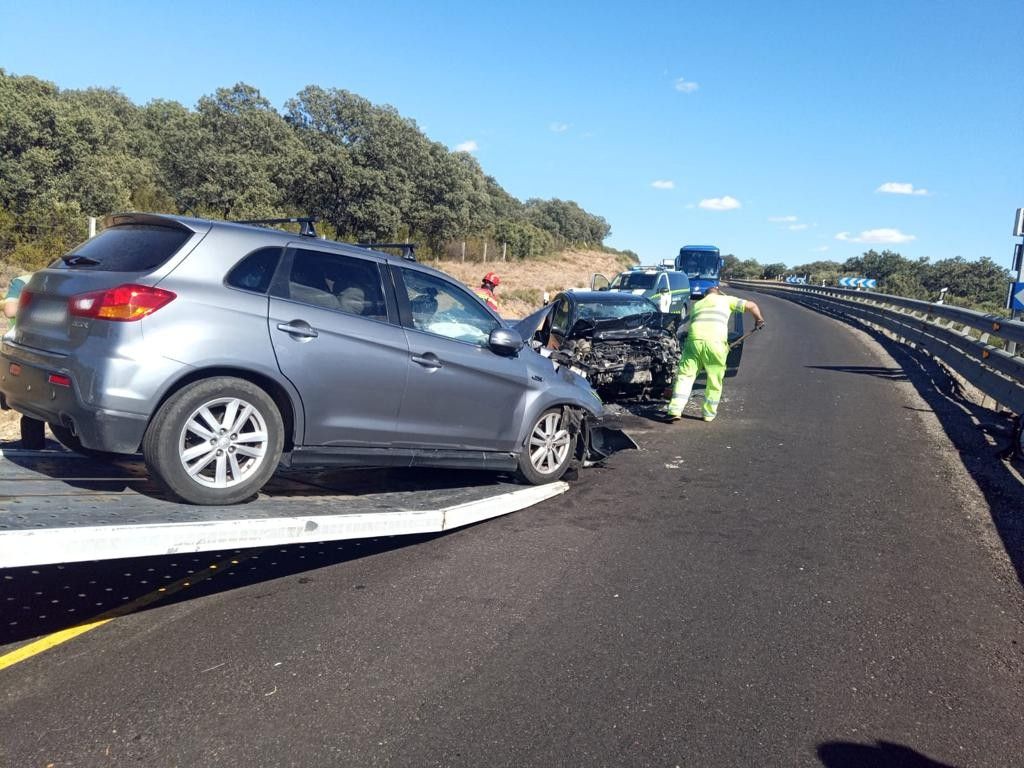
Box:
[667,285,764,422]
[474,271,501,313]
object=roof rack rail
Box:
[358,242,418,262]
[233,216,319,237]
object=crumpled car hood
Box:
[513,304,675,341]
[513,304,553,339]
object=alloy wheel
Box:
[177,397,269,489]
[529,411,572,475]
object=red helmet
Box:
[482,272,501,287]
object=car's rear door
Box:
[393,266,529,452]
[267,245,409,447]
[668,272,691,316]
[652,273,672,312]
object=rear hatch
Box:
[12,215,208,355]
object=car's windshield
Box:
[679,250,720,279]
[577,299,656,322]
[610,272,656,290]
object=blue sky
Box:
[2,0,1021,268]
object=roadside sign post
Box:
[1007,210,1024,356]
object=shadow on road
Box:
[0,531,441,648]
[818,740,958,767]
[775,291,1024,587]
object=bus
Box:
[675,245,723,299]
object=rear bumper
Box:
[0,354,147,454]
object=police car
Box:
[591,264,691,319]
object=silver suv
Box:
[0,214,602,505]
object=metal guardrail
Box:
[728,280,1024,416]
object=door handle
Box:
[411,353,442,369]
[276,321,319,339]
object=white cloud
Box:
[651,180,675,190]
[549,122,570,133]
[674,77,699,93]
[769,215,798,223]
[835,228,916,244]
[788,224,809,231]
[876,181,928,196]
[454,140,478,153]
[811,246,830,253]
[698,195,741,211]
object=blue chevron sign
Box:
[1011,282,1024,311]
[839,277,877,289]
[785,276,807,284]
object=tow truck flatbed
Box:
[0,448,567,568]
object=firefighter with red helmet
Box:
[474,272,501,313]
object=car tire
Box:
[143,377,284,505]
[48,422,123,460]
[516,407,577,485]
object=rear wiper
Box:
[61,254,101,266]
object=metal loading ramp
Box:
[0,449,568,568]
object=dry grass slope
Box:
[430,248,636,318]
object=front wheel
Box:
[516,407,577,484]
[143,377,284,505]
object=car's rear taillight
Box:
[69,284,176,322]
[18,290,33,312]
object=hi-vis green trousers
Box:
[666,337,729,421]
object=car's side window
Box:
[399,269,499,346]
[668,272,687,291]
[656,274,669,293]
[225,247,283,294]
[281,248,387,320]
[550,298,572,337]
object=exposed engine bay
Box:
[548,330,679,400]
[515,291,682,402]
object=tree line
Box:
[0,71,613,271]
[723,250,1012,314]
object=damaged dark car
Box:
[517,291,682,401]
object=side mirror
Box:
[489,327,524,356]
[591,273,610,291]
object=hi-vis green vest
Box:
[687,292,746,344]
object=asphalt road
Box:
[2,289,1023,767]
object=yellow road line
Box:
[0,617,113,671]
[0,553,250,672]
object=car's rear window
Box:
[668,272,689,290]
[226,247,283,294]
[53,225,192,272]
